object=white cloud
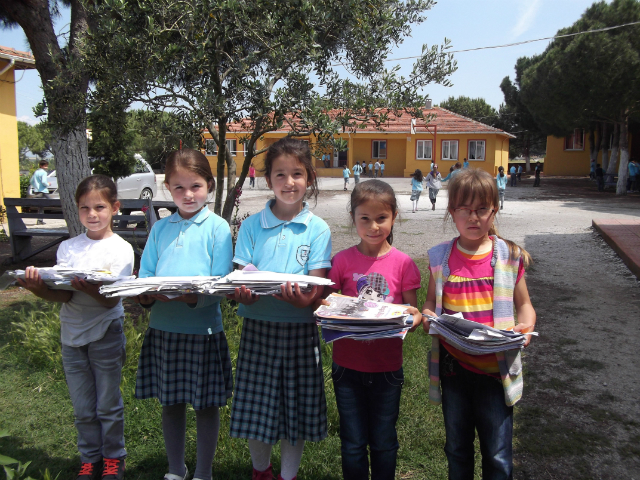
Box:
[17,115,38,125]
[511,0,542,38]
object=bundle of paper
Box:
[0,267,135,291]
[315,294,413,343]
[99,276,222,298]
[207,270,335,295]
[426,313,537,355]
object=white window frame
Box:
[564,129,585,151]
[205,139,239,156]
[468,140,486,161]
[416,140,432,160]
[372,140,387,159]
[441,140,458,160]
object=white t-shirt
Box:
[57,233,134,347]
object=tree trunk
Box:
[606,123,620,176]
[616,117,629,195]
[52,127,91,235]
[600,122,609,170]
[524,134,531,172]
[589,126,598,170]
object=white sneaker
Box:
[164,466,188,480]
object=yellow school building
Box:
[0,46,36,207]
[202,107,514,178]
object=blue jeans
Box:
[440,361,513,480]
[62,318,126,463]
[332,363,403,480]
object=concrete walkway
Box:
[593,218,640,279]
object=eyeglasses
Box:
[453,207,495,219]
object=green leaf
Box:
[0,455,19,466]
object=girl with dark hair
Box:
[409,168,424,213]
[323,180,423,480]
[422,168,535,479]
[496,166,507,209]
[228,137,331,480]
[19,174,134,480]
[134,148,233,480]
[425,164,442,211]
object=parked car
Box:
[27,157,157,199]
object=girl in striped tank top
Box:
[421,168,536,480]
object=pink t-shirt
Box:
[327,246,422,372]
[249,166,255,178]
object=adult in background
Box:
[509,165,517,187]
[380,161,385,177]
[353,161,362,184]
[30,159,51,225]
[463,158,469,169]
[425,164,442,211]
[533,162,542,187]
[374,160,381,178]
[517,165,523,182]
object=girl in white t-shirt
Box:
[19,175,134,480]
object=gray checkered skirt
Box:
[229,318,327,445]
[135,328,233,410]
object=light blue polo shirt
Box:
[496,174,507,190]
[343,168,351,179]
[233,200,332,323]
[140,207,233,335]
[30,169,49,193]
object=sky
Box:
[1,0,605,125]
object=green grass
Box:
[0,265,483,480]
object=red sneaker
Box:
[102,458,125,480]
[77,461,103,480]
[252,464,273,480]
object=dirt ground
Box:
[2,175,639,479]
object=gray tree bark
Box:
[616,118,630,196]
[606,123,620,176]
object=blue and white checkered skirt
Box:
[135,328,233,410]
[229,318,327,445]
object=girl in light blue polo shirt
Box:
[229,137,332,480]
[134,149,233,480]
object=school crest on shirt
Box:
[296,245,311,266]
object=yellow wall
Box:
[545,135,594,176]
[203,130,510,179]
[0,60,21,207]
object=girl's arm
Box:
[17,267,72,303]
[402,288,423,331]
[513,277,536,347]
[421,271,437,332]
[275,268,326,309]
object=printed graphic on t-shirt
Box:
[353,272,394,303]
[296,245,311,266]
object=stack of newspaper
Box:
[99,269,334,298]
[315,294,413,343]
[0,267,135,291]
[426,313,537,355]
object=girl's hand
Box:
[227,285,260,305]
[512,323,536,347]
[403,306,423,332]
[274,282,319,309]
[17,266,49,297]
[132,294,155,307]
[421,308,436,333]
[70,277,102,297]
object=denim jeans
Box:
[62,317,126,463]
[332,363,403,480]
[510,174,516,187]
[440,362,513,480]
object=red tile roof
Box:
[0,46,36,69]
[218,107,514,138]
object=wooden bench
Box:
[4,198,167,263]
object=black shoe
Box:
[102,458,125,480]
[77,460,103,480]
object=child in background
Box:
[30,159,51,224]
[425,164,442,211]
[325,180,422,480]
[368,161,374,177]
[380,161,385,177]
[134,149,234,480]
[496,166,507,209]
[229,137,332,480]
[19,175,134,480]
[249,163,256,188]
[343,164,352,191]
[409,168,423,213]
[533,162,542,187]
[422,168,536,479]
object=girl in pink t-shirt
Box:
[325,180,422,480]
